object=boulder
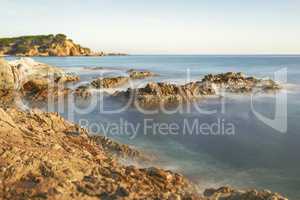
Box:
[8,58,65,85]
[55,74,80,83]
[91,76,129,88]
[127,69,156,79]
[74,85,92,99]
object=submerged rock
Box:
[204,186,288,200]
[91,76,129,88]
[127,69,156,79]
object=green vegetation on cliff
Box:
[0,34,92,56]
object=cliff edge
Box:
[0,34,93,56]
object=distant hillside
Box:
[0,34,93,56]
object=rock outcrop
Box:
[204,186,287,200]
[0,59,18,107]
[0,58,80,105]
[91,76,129,88]
[22,79,72,102]
[114,81,216,107]
[0,108,200,200]
[127,69,156,79]
[74,85,92,99]
[0,34,93,56]
[8,58,65,86]
[114,72,281,107]
[202,72,281,93]
[0,107,289,200]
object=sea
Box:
[5,55,300,199]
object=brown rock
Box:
[22,79,71,102]
[74,85,92,99]
[114,81,216,107]
[91,76,129,88]
[203,186,288,200]
[127,69,156,79]
[0,107,201,200]
[202,72,280,93]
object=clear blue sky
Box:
[1,0,299,54]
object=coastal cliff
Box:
[0,34,126,57]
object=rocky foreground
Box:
[0,108,288,200]
[0,58,288,199]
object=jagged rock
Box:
[204,186,288,200]
[0,59,17,107]
[127,69,156,79]
[114,81,215,107]
[90,135,152,162]
[74,85,92,99]
[91,76,129,88]
[22,79,72,102]
[0,58,79,105]
[202,72,281,93]
[55,74,80,83]
[0,107,201,200]
[8,58,65,85]
[114,72,281,107]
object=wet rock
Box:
[114,81,216,107]
[114,72,281,107]
[55,74,80,83]
[74,85,92,99]
[22,79,72,102]
[203,186,288,200]
[127,69,156,79]
[202,72,280,93]
[91,76,129,88]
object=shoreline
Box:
[0,58,289,200]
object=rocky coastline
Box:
[0,58,288,199]
[0,34,127,57]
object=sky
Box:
[1,0,300,54]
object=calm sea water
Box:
[7,55,300,199]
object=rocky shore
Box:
[113,72,280,107]
[0,58,288,199]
